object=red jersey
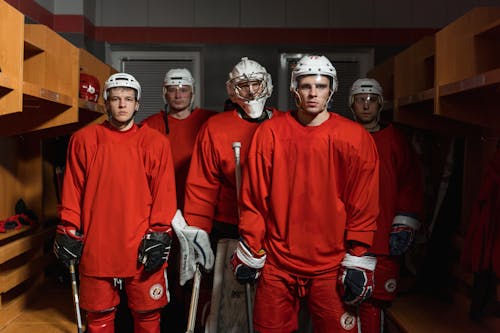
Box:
[370,124,424,255]
[141,108,216,209]
[462,149,500,276]
[59,121,177,277]
[239,111,379,277]
[184,109,281,231]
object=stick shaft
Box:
[186,265,202,333]
[232,142,254,333]
[69,261,83,333]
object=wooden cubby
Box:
[0,19,79,137]
[0,1,118,328]
[367,6,500,333]
[436,7,500,130]
[77,48,116,125]
[0,0,23,116]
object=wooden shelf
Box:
[78,98,106,114]
[0,252,52,293]
[436,7,500,86]
[439,67,500,97]
[398,88,435,107]
[475,17,500,38]
[0,226,54,264]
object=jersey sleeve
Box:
[147,133,177,233]
[183,123,221,232]
[394,130,425,220]
[238,125,272,255]
[343,130,380,248]
[58,133,88,231]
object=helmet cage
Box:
[228,72,272,102]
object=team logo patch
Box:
[385,278,397,293]
[340,311,356,330]
[149,283,164,300]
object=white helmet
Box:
[226,57,273,119]
[162,68,195,106]
[103,73,141,101]
[290,55,338,93]
[349,78,384,111]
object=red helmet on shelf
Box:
[79,73,101,102]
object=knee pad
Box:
[132,309,161,333]
[86,308,116,333]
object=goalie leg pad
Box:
[205,239,253,333]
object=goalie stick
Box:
[232,141,254,333]
[186,264,202,333]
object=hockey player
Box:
[53,73,177,333]
[141,68,216,210]
[232,55,380,332]
[184,57,278,245]
[182,57,278,332]
[349,78,424,333]
[141,69,216,332]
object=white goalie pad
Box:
[172,210,214,286]
[205,238,255,333]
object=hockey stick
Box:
[232,142,254,333]
[186,264,202,333]
[69,260,83,333]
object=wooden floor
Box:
[0,277,81,333]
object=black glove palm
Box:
[138,232,172,272]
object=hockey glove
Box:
[171,210,215,285]
[230,240,266,284]
[138,231,172,272]
[389,214,420,256]
[53,225,83,268]
[338,253,376,306]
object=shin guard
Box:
[132,309,161,333]
[86,309,116,333]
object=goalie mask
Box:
[163,68,195,110]
[226,57,273,119]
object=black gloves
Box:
[53,226,83,268]
[138,231,172,272]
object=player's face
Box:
[351,93,380,125]
[106,87,138,129]
[165,85,192,112]
[296,75,331,115]
[236,80,264,100]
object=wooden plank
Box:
[0,0,23,115]
[0,253,52,293]
[0,227,54,265]
[0,275,44,327]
